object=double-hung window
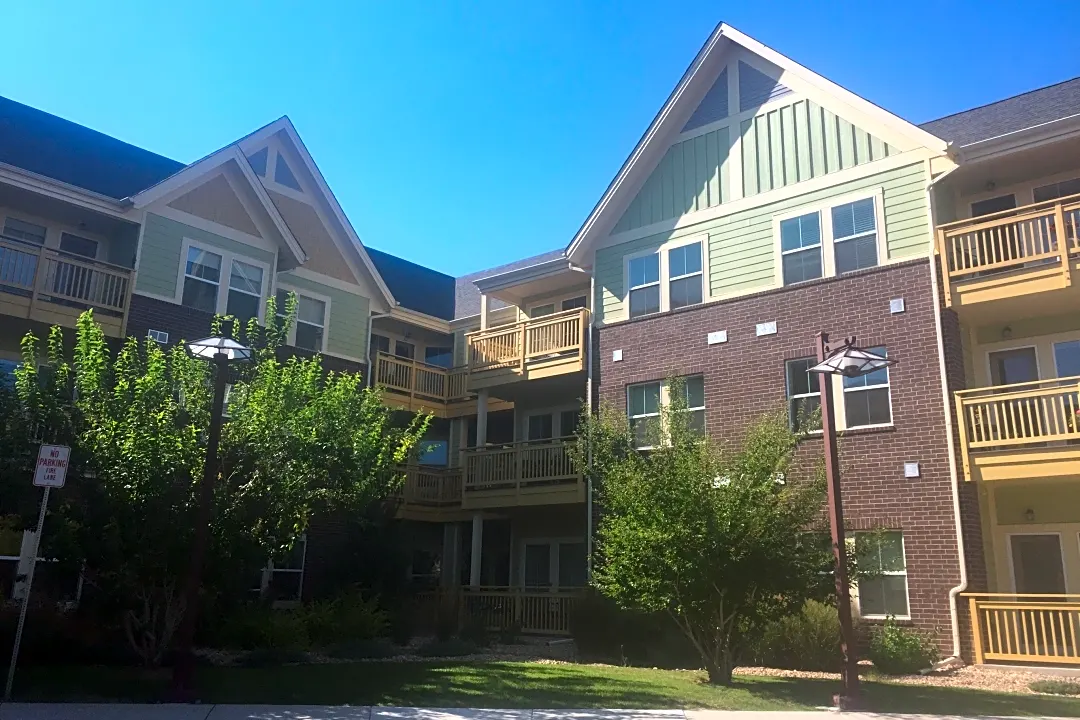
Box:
[678,375,706,436]
[627,381,662,449]
[832,199,878,275]
[785,358,822,432]
[780,213,823,285]
[3,217,46,245]
[227,260,264,323]
[667,242,703,310]
[276,288,328,352]
[256,534,307,605]
[854,531,909,618]
[843,346,892,427]
[628,253,660,319]
[182,246,222,313]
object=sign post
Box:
[4,444,69,701]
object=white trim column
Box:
[480,294,489,331]
[470,513,484,587]
[476,389,489,446]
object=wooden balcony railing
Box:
[412,587,581,636]
[374,352,470,405]
[398,465,462,506]
[466,308,588,374]
[937,193,1080,306]
[955,376,1080,480]
[462,437,580,496]
[0,235,132,328]
[967,594,1080,665]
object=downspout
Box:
[570,263,595,582]
[925,157,966,665]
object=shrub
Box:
[388,605,415,646]
[746,600,842,671]
[326,638,397,660]
[498,621,522,645]
[867,618,939,675]
[304,590,388,647]
[212,605,310,651]
[1031,679,1080,696]
[459,612,491,647]
[434,603,458,642]
[416,638,478,657]
[570,590,697,668]
[240,647,310,667]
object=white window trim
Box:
[623,234,708,319]
[259,533,307,609]
[839,346,893,431]
[852,531,911,621]
[785,357,823,434]
[627,380,663,450]
[772,188,887,287]
[176,238,271,321]
[276,283,331,354]
[519,536,586,590]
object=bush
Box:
[867,618,939,675]
[304,590,388,647]
[240,647,310,667]
[1030,679,1080,696]
[416,638,478,657]
[211,605,310,651]
[459,612,491,647]
[0,604,134,666]
[570,590,698,668]
[746,600,842,671]
[326,638,397,660]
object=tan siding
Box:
[267,190,356,285]
[167,173,261,237]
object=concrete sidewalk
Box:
[0,707,1071,720]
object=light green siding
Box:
[741,99,898,197]
[595,161,928,324]
[278,272,370,360]
[453,328,469,366]
[135,212,275,297]
[612,127,730,234]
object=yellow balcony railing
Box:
[466,308,588,375]
[0,235,132,335]
[398,465,462,507]
[374,352,469,409]
[955,377,1080,481]
[461,438,583,507]
[937,193,1080,307]
[412,587,582,636]
[967,594,1080,665]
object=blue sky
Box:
[3,1,1077,276]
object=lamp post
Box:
[172,337,252,697]
[808,332,895,709]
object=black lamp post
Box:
[172,337,252,697]
[808,332,895,709]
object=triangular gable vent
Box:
[683,68,729,132]
[739,61,793,111]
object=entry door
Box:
[989,348,1039,386]
[1010,534,1066,594]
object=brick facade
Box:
[596,258,966,650]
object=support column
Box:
[470,513,484,587]
[441,522,461,588]
[476,389,489,447]
[480,294,489,331]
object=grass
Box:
[6,661,1080,716]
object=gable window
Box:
[627,381,662,449]
[678,375,706,436]
[246,147,269,176]
[628,253,660,319]
[274,153,303,192]
[668,242,703,310]
[182,246,222,313]
[831,199,878,274]
[227,260,264,323]
[843,346,891,428]
[785,358,821,431]
[854,531,909,618]
[780,212,823,285]
[276,288,327,352]
[3,217,46,245]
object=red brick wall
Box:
[596,258,963,650]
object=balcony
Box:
[374,352,474,418]
[466,309,588,390]
[967,594,1080,666]
[0,236,132,337]
[955,377,1080,482]
[394,465,463,520]
[413,587,581,636]
[461,438,584,509]
[937,194,1080,321]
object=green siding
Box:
[741,99,898,198]
[595,161,928,324]
[278,272,370,360]
[135,212,276,297]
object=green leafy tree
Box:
[576,379,830,684]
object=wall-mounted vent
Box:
[147,329,169,345]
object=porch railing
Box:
[466,308,588,374]
[954,376,1080,480]
[462,438,580,495]
[936,193,1080,306]
[412,586,581,636]
[0,235,132,319]
[967,594,1080,665]
[374,352,470,405]
[399,465,462,506]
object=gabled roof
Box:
[454,249,564,320]
[0,95,183,199]
[919,76,1080,147]
[367,247,456,321]
[565,23,948,263]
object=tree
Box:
[11,298,428,665]
[577,379,830,684]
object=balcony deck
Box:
[461,437,584,510]
[413,587,581,636]
[395,465,466,521]
[466,309,588,391]
[955,376,1080,482]
[967,594,1080,666]
[0,236,132,337]
[937,194,1080,322]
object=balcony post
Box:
[469,513,483,588]
[968,596,984,665]
[476,389,489,446]
[441,522,461,588]
[1055,203,1073,288]
[480,294,489,331]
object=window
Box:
[971,194,1016,217]
[558,542,587,588]
[559,409,579,437]
[668,242,703,310]
[831,199,878,274]
[0,359,18,388]
[786,358,821,431]
[418,440,448,466]
[627,381,662,448]
[181,246,222,313]
[227,260,264,323]
[561,296,587,311]
[247,147,269,176]
[370,333,391,359]
[855,531,909,618]
[394,340,415,360]
[523,543,551,588]
[425,346,453,368]
[258,534,307,604]
[59,233,98,259]
[678,375,706,436]
[529,303,555,318]
[1033,177,1080,203]
[527,413,554,441]
[522,540,585,589]
[1054,340,1080,378]
[628,253,660,318]
[274,153,303,191]
[3,217,46,245]
[843,346,891,427]
[780,212,822,285]
[294,295,326,352]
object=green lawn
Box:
[8,661,1080,716]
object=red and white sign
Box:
[33,445,69,488]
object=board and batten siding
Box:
[135,212,276,297]
[595,160,928,324]
[278,271,370,361]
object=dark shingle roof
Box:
[920,76,1080,147]
[0,95,184,199]
[367,247,456,321]
[454,249,565,320]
